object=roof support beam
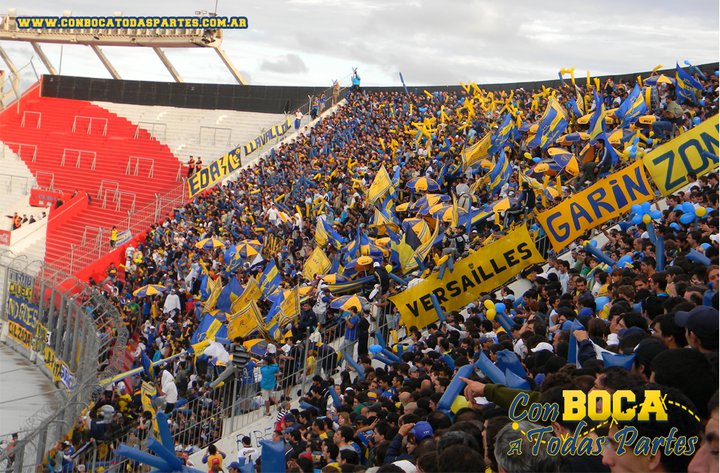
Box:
[91,45,121,80]
[153,47,183,83]
[214,47,246,85]
[30,42,57,75]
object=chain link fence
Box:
[0,251,128,472]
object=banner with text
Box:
[5,295,39,349]
[642,115,719,195]
[188,117,292,198]
[390,226,544,329]
[537,161,653,252]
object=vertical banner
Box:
[642,115,719,195]
[537,161,653,252]
[389,226,544,329]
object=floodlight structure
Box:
[0,8,246,101]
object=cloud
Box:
[260,53,308,74]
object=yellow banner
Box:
[462,132,491,170]
[188,117,292,198]
[230,277,262,314]
[8,321,33,349]
[303,246,331,281]
[537,161,653,252]
[642,115,719,195]
[367,165,393,204]
[44,346,62,382]
[141,381,159,433]
[228,300,263,339]
[390,226,543,329]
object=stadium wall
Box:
[39,63,717,113]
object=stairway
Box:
[0,85,186,272]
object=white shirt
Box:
[163,292,181,314]
[238,447,260,466]
[161,370,178,404]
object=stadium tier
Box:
[0,62,717,473]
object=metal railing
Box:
[34,171,55,191]
[71,116,108,136]
[199,126,232,147]
[0,252,128,472]
[0,173,30,194]
[61,148,97,170]
[20,111,41,129]
[2,142,38,163]
[80,226,104,248]
[125,156,155,178]
[133,121,167,141]
[96,180,120,200]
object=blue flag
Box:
[675,63,703,105]
[615,84,647,127]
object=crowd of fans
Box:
[39,64,720,473]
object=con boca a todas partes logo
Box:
[504,390,699,458]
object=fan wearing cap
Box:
[675,306,719,354]
[385,421,434,463]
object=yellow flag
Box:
[141,381,159,433]
[228,300,263,340]
[302,246,331,281]
[203,278,223,312]
[279,287,301,326]
[451,193,460,228]
[230,277,262,314]
[461,132,491,170]
[366,164,393,204]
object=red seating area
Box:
[0,83,187,271]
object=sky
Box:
[2,0,718,89]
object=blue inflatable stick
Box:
[381,348,401,363]
[601,352,636,370]
[259,440,286,473]
[437,364,474,414]
[430,293,447,322]
[495,350,526,379]
[474,352,506,384]
[344,355,366,382]
[495,311,514,333]
[504,368,530,390]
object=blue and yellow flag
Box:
[315,217,344,250]
[527,96,568,150]
[616,84,647,128]
[675,63,703,105]
[461,132,491,170]
[259,260,282,299]
[587,93,606,145]
[367,164,393,204]
[191,313,227,352]
[228,300,263,340]
[230,277,262,314]
[489,113,518,155]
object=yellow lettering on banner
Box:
[389,226,544,329]
[537,161,653,252]
[44,346,61,382]
[188,118,292,198]
[141,381,159,433]
[642,115,719,195]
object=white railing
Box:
[20,110,41,129]
[34,171,54,191]
[96,179,120,200]
[133,121,167,141]
[60,148,97,170]
[199,125,232,147]
[3,142,38,163]
[71,115,108,136]
[125,156,155,178]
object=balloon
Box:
[495,303,506,314]
[673,204,684,212]
[669,222,681,231]
[682,202,695,213]
[369,344,383,354]
[483,299,494,310]
[523,152,532,160]
[486,309,496,320]
[595,296,610,312]
[693,117,702,126]
[650,210,662,220]
[450,395,469,414]
[642,214,652,224]
[631,204,642,214]
[590,240,598,248]
[617,255,633,268]
[632,215,643,225]
[680,213,695,225]
[701,243,712,251]
[696,207,707,217]
[532,157,542,163]
[641,202,652,213]
[646,139,653,147]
